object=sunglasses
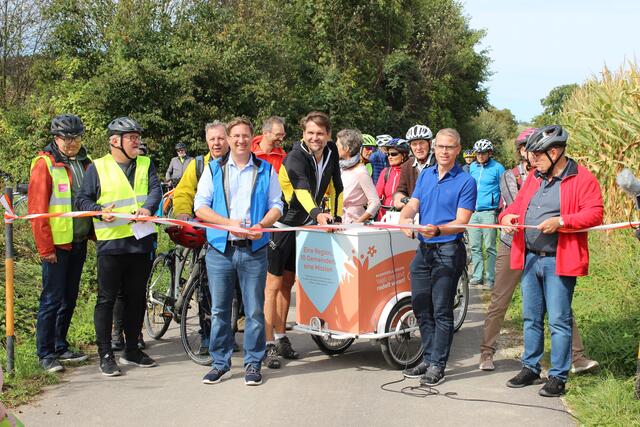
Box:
[387,151,402,157]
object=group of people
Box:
[28,110,603,397]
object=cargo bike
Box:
[293,225,469,369]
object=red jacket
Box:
[376,163,405,219]
[28,146,92,257]
[499,161,603,277]
[251,135,286,173]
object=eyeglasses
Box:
[434,144,457,152]
[61,136,81,143]
[387,151,401,157]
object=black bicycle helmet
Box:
[175,142,186,150]
[525,125,568,152]
[107,116,143,136]
[50,114,85,137]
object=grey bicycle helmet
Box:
[405,124,433,142]
[388,138,411,153]
[50,114,85,137]
[107,116,143,136]
[175,142,186,150]
[473,139,494,153]
[525,125,568,152]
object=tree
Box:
[532,83,579,127]
[466,107,517,167]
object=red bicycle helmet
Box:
[166,222,206,248]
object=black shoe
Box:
[202,367,231,384]
[111,332,124,352]
[99,353,121,377]
[245,364,262,386]
[277,336,300,360]
[58,350,88,363]
[137,334,146,350]
[539,376,566,397]
[264,343,281,369]
[40,358,64,373]
[403,361,430,379]
[119,350,157,368]
[507,367,542,388]
[420,365,445,386]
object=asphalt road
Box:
[17,286,574,427]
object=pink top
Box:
[341,164,381,223]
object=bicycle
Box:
[0,171,28,216]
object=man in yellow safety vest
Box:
[76,116,162,377]
[28,114,93,373]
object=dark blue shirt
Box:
[411,162,477,243]
[369,150,389,184]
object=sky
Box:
[462,0,640,122]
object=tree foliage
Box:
[465,107,517,167]
[532,83,578,128]
[0,0,490,181]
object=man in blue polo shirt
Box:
[399,128,477,386]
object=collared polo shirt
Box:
[411,162,477,243]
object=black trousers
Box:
[95,253,153,357]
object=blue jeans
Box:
[520,253,576,381]
[36,242,87,360]
[206,245,267,371]
[468,210,498,285]
[410,240,466,369]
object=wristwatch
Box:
[558,216,564,227]
[401,196,411,205]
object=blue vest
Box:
[206,155,271,253]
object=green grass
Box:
[504,231,640,426]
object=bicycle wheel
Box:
[180,277,213,366]
[380,297,423,369]
[311,334,354,355]
[453,270,469,332]
[12,195,28,217]
[144,254,174,340]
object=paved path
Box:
[18,287,574,426]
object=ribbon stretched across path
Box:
[1,194,638,234]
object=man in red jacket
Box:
[28,114,93,373]
[251,116,287,173]
[499,125,603,397]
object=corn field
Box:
[561,62,640,223]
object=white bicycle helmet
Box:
[473,139,494,153]
[405,124,433,142]
[376,134,393,147]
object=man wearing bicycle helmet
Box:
[479,127,599,374]
[393,124,435,210]
[76,116,162,376]
[462,149,475,173]
[359,134,377,176]
[194,117,283,386]
[174,121,229,221]
[468,139,505,289]
[500,125,603,397]
[165,142,193,187]
[369,134,391,183]
[28,114,93,373]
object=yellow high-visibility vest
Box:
[30,155,73,245]
[93,154,150,241]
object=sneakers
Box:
[244,364,262,386]
[478,352,495,371]
[403,361,429,378]
[99,353,122,377]
[264,343,281,369]
[40,358,64,373]
[571,357,599,374]
[506,367,542,388]
[539,376,566,397]
[277,336,300,360]
[202,367,231,384]
[420,365,445,386]
[119,350,157,368]
[58,350,88,363]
